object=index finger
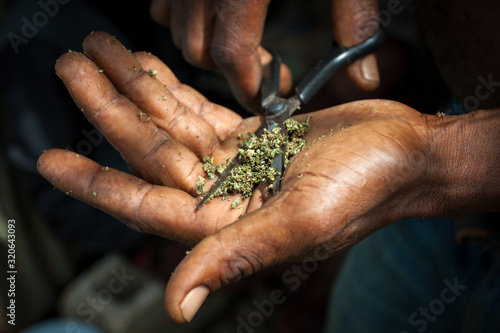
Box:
[132,51,244,140]
[210,0,292,112]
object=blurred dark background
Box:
[0,0,450,332]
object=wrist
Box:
[414,108,500,217]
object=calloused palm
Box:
[38,32,438,323]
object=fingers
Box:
[55,48,204,192]
[151,0,292,113]
[180,0,217,69]
[132,51,244,140]
[150,0,171,26]
[82,32,225,159]
[37,149,205,243]
[210,0,272,111]
[331,0,381,90]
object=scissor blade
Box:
[195,157,241,209]
[261,49,281,110]
[266,118,285,195]
[270,152,283,194]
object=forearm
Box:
[418,108,500,217]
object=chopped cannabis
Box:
[138,111,151,122]
[231,197,243,209]
[200,116,312,204]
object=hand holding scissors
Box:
[197,28,386,208]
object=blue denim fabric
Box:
[324,217,500,333]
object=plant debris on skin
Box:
[199,116,312,206]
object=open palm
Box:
[38,32,435,323]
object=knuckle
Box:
[182,39,214,69]
[222,249,263,284]
[335,2,380,45]
[210,38,255,70]
[223,255,255,284]
[350,6,380,42]
[207,233,263,286]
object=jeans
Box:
[324,217,500,332]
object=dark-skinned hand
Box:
[39,32,495,323]
[149,0,381,112]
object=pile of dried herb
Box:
[196,116,311,204]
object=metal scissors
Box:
[196,28,386,209]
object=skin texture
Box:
[39,32,500,322]
[149,0,380,112]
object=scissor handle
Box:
[296,28,386,105]
[261,49,282,112]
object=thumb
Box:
[330,0,381,91]
[164,204,310,323]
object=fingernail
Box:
[258,46,272,66]
[361,55,379,82]
[180,286,210,322]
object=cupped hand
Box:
[38,32,436,323]
[149,0,381,112]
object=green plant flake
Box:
[148,68,158,78]
[92,191,97,197]
[195,176,205,195]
